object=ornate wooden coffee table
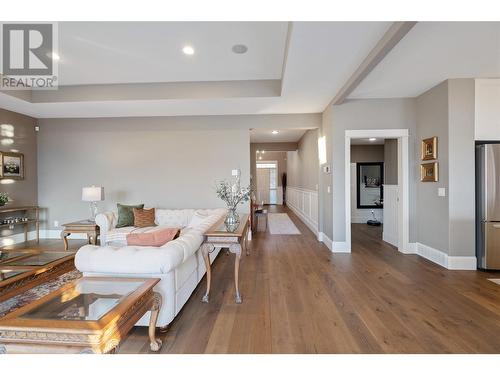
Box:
[0,250,76,303]
[0,277,162,354]
[201,214,249,304]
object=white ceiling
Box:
[350,22,500,98]
[0,21,499,118]
[57,22,289,85]
[250,128,307,142]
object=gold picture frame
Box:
[0,152,24,180]
[421,136,438,161]
[421,162,439,182]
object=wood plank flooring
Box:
[117,205,500,354]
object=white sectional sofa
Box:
[74,208,226,328]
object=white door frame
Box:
[344,129,411,253]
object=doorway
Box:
[256,160,279,205]
[344,129,411,254]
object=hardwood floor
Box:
[118,205,500,354]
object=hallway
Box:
[120,205,500,354]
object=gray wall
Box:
[350,145,384,162]
[0,108,38,237]
[384,139,398,185]
[37,117,251,230]
[326,99,417,243]
[286,129,319,191]
[448,79,476,257]
[416,81,450,254]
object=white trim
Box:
[318,232,333,251]
[286,187,318,236]
[344,129,410,254]
[332,241,350,253]
[415,242,477,270]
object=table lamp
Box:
[82,186,104,221]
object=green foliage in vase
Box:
[215,180,251,210]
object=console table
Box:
[0,206,39,244]
[201,214,249,304]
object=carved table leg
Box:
[61,231,69,251]
[201,243,213,303]
[149,292,163,352]
[232,245,242,304]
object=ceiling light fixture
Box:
[272,130,279,134]
[369,138,377,142]
[232,44,248,54]
[261,150,266,154]
[182,46,195,55]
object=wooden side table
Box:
[201,214,249,304]
[61,220,100,250]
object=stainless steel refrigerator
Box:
[476,143,500,270]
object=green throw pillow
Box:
[116,203,144,228]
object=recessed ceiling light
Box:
[182,46,195,55]
[261,150,266,154]
[258,156,262,160]
[369,138,377,142]
[232,44,248,54]
[272,130,279,134]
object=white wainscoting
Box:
[382,184,399,247]
[286,186,318,236]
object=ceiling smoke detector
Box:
[232,44,248,54]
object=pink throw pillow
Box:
[126,228,180,247]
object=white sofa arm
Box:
[95,212,116,245]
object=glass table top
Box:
[0,251,37,263]
[213,214,249,234]
[4,252,72,267]
[20,279,145,321]
[0,269,25,281]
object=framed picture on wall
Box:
[421,162,439,182]
[421,136,438,161]
[0,152,24,180]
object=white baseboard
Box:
[332,241,351,253]
[382,233,398,248]
[415,242,476,270]
[318,232,332,251]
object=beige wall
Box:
[0,108,38,237]
[286,129,319,191]
[350,145,384,162]
[384,139,398,185]
[324,98,417,244]
[37,117,251,230]
[416,81,450,254]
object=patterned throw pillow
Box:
[116,203,144,228]
[133,208,156,228]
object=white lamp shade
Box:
[82,186,104,202]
